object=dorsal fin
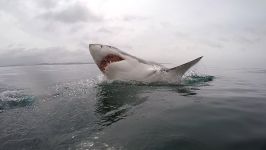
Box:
[166,56,203,76]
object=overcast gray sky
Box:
[0,0,265,67]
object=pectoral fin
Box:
[166,56,203,77]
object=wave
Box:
[0,89,34,111]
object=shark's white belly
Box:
[104,60,179,82]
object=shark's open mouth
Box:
[99,54,124,72]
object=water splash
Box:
[0,89,34,111]
[182,74,214,86]
[51,79,98,98]
[98,74,214,86]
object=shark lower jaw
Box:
[99,54,124,72]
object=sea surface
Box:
[0,64,266,150]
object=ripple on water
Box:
[0,89,34,111]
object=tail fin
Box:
[166,56,203,77]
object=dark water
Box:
[0,64,266,150]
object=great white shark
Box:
[89,44,202,83]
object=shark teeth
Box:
[99,54,124,72]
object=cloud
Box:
[34,0,59,9]
[97,27,112,34]
[0,0,265,67]
[122,15,147,22]
[39,2,102,24]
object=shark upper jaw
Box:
[89,44,125,72]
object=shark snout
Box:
[89,44,102,51]
[89,44,102,56]
[89,44,107,65]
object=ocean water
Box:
[0,64,266,150]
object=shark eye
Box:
[99,54,124,72]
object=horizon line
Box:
[0,62,95,68]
